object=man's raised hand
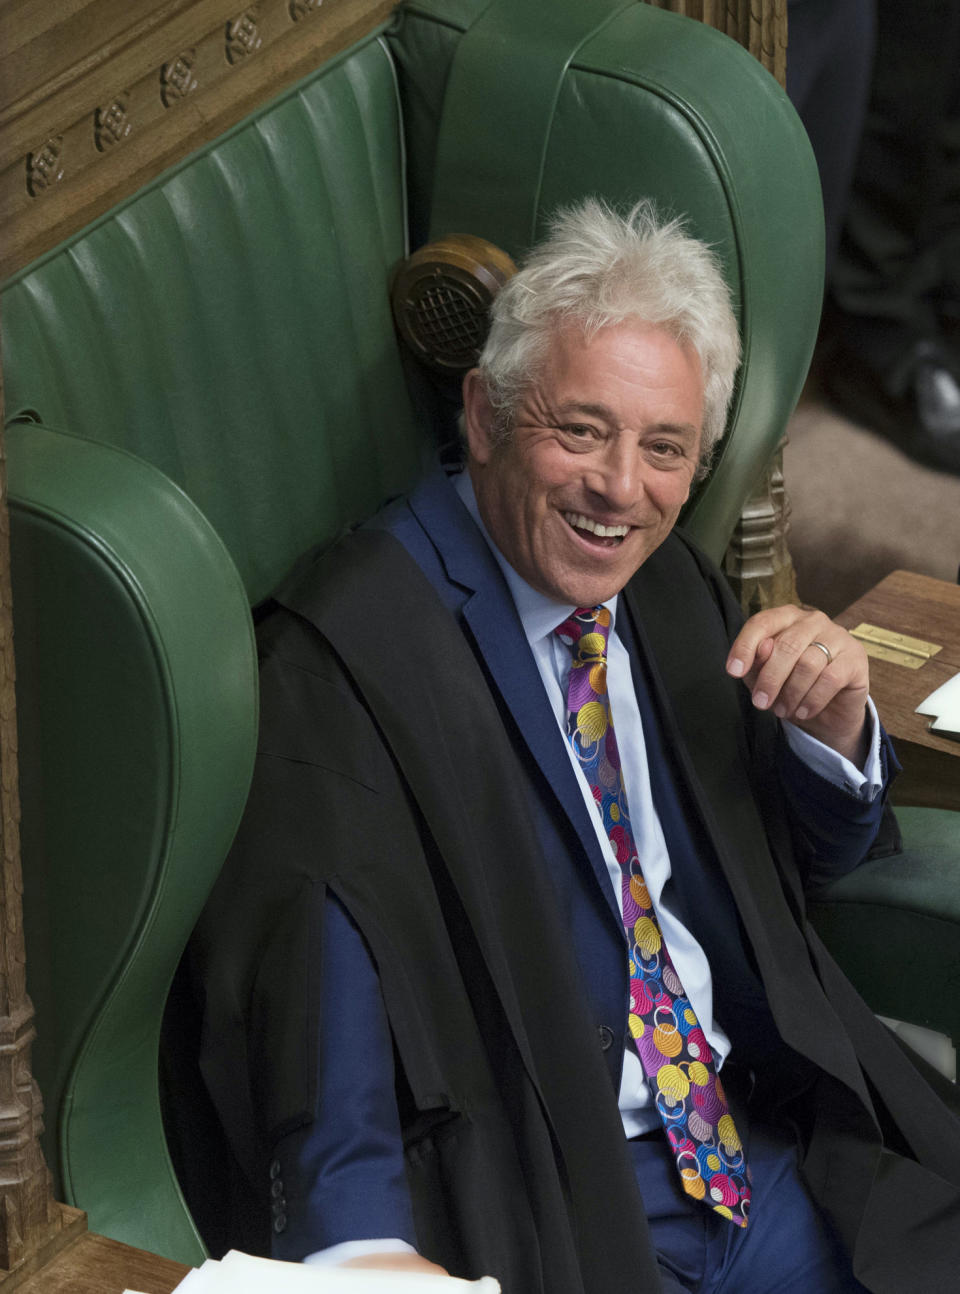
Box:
[725,605,870,767]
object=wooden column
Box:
[721,442,798,614]
[0,365,84,1286]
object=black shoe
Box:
[822,336,960,476]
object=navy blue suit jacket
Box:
[271,467,889,1260]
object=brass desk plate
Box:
[850,622,943,669]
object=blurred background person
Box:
[789,0,960,476]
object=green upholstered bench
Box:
[4,0,954,1266]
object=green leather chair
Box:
[3,0,953,1267]
[807,805,960,1055]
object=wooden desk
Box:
[14,1232,190,1293]
[836,570,960,811]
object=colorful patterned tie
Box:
[555,606,751,1228]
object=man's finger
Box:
[726,607,810,679]
[752,632,838,713]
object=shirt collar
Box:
[453,470,618,647]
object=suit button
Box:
[270,1178,284,1198]
[273,1212,287,1234]
[598,1024,615,1051]
[269,1158,281,1180]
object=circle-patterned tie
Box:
[555,607,751,1228]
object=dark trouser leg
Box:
[629,1120,868,1293]
[830,0,960,368]
[935,37,960,329]
[821,0,960,471]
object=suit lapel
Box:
[406,471,622,921]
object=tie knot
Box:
[555,606,611,666]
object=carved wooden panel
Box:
[0,0,398,280]
[723,442,798,614]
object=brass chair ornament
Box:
[391,234,517,376]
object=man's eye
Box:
[560,423,594,438]
[650,441,682,457]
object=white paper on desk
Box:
[166,1250,501,1293]
[916,671,960,737]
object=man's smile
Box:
[562,510,631,548]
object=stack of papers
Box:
[125,1250,501,1293]
[916,673,960,740]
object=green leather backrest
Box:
[4,31,431,608]
[391,0,824,561]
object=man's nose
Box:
[584,439,644,510]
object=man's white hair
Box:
[475,198,741,474]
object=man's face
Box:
[463,320,704,607]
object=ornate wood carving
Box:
[289,0,322,20]
[722,440,798,615]
[24,140,64,198]
[0,0,398,281]
[225,9,263,64]
[93,93,132,151]
[160,52,199,107]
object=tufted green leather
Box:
[3,32,431,608]
[426,0,639,253]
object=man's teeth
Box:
[563,512,629,539]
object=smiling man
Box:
[462,318,704,609]
[189,200,960,1293]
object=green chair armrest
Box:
[9,421,258,1263]
[807,806,960,1048]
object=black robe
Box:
[178,526,960,1293]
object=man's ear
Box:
[461,369,496,467]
